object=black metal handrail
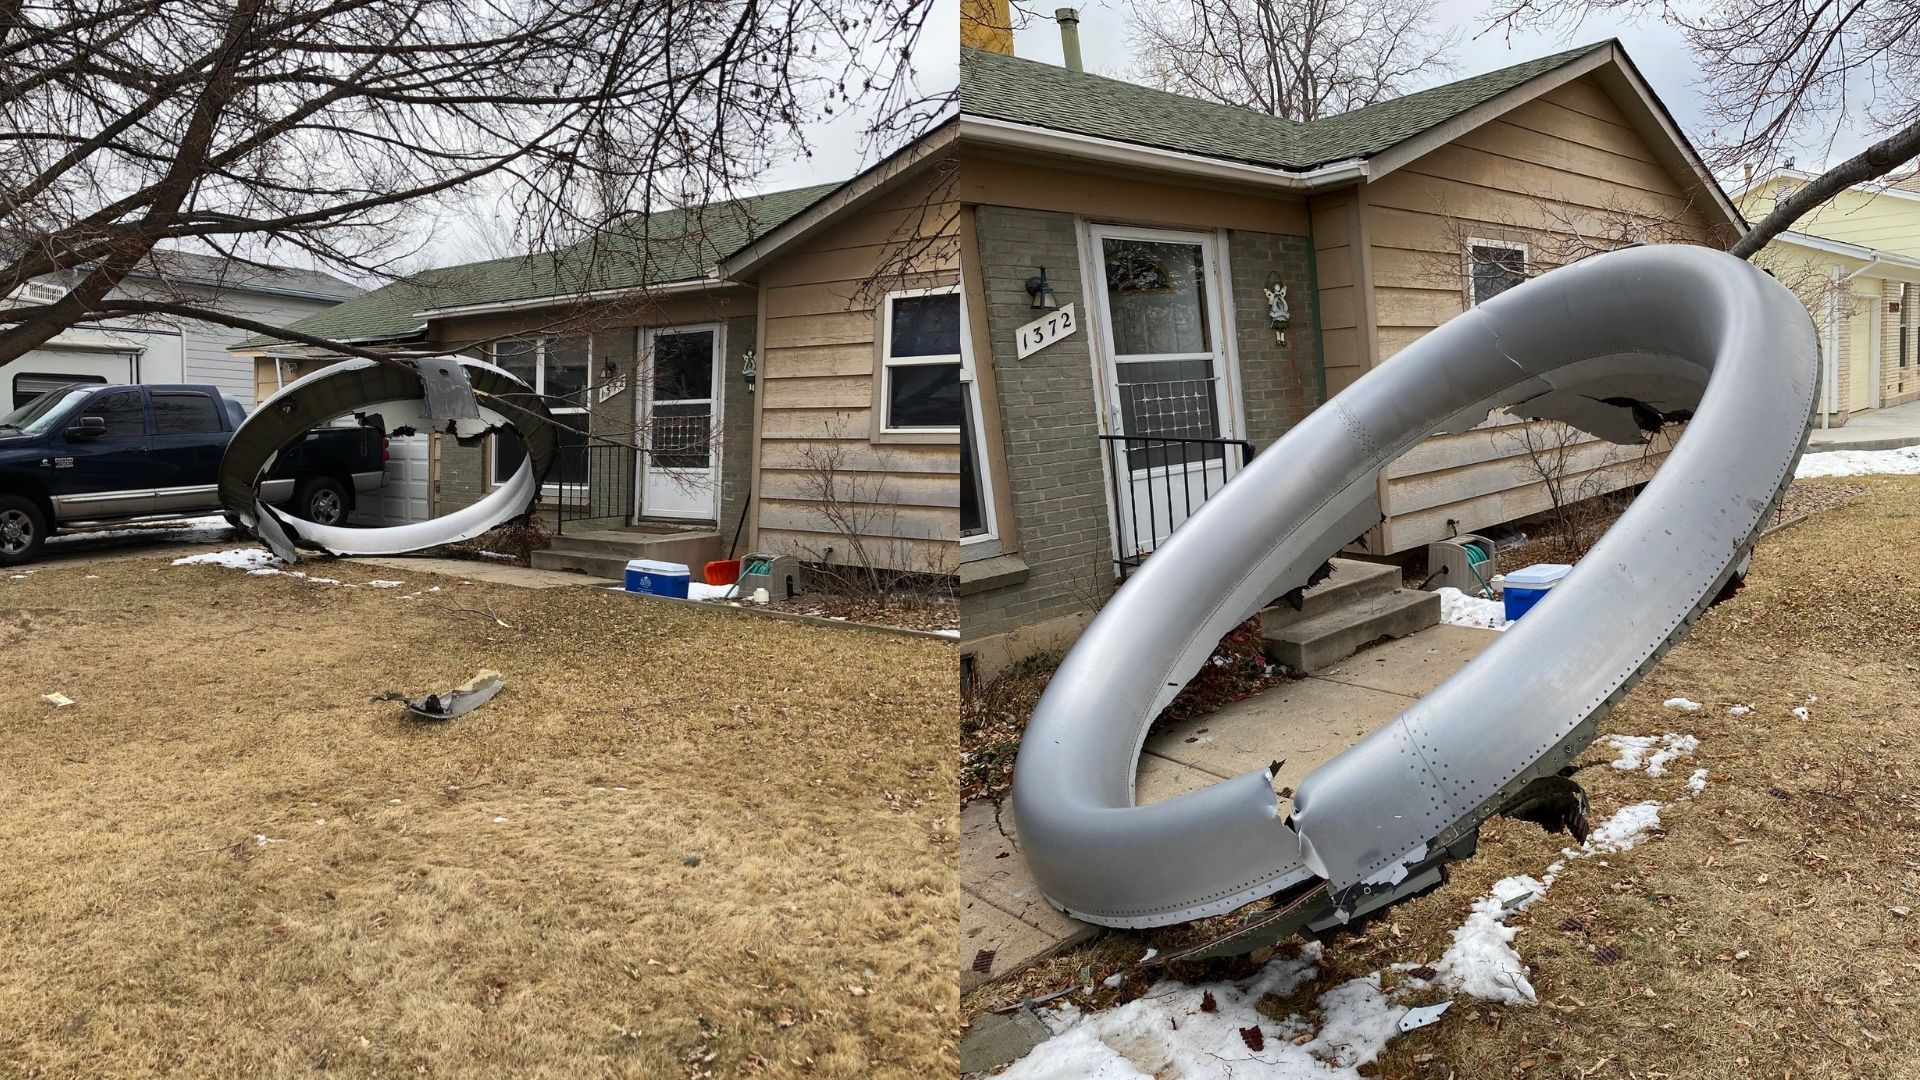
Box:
[1098,433,1256,578]
[549,439,635,533]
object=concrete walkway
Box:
[352,555,618,589]
[959,623,1500,998]
[1808,399,1920,451]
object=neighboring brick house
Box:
[1733,170,1920,425]
[954,36,1745,676]
[234,131,961,574]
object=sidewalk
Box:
[1808,399,1920,451]
[959,623,1499,993]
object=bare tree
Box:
[0,0,945,367]
[1482,0,1920,256]
[1126,0,1457,120]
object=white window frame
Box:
[488,335,591,491]
[1465,238,1529,308]
[958,288,998,547]
[879,285,963,435]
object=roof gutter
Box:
[958,115,1368,191]
[411,274,735,320]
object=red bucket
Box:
[703,559,741,586]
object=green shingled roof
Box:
[959,42,1608,170]
[242,182,839,348]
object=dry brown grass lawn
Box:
[0,550,956,1078]
[968,476,1920,1080]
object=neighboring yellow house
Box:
[1734,170,1920,426]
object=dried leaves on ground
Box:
[0,553,957,1078]
[970,475,1920,1080]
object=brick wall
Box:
[961,209,1324,657]
[963,205,1115,646]
[1227,230,1325,449]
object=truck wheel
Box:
[293,476,350,526]
[0,495,47,566]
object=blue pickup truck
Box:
[0,382,387,565]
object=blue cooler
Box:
[1503,563,1571,621]
[624,559,690,599]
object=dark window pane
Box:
[649,402,711,469]
[1470,245,1526,305]
[550,420,588,487]
[886,362,961,428]
[546,336,589,408]
[152,391,221,435]
[961,398,987,538]
[494,339,538,388]
[1102,239,1210,356]
[889,294,961,358]
[494,420,588,486]
[492,431,526,484]
[652,331,714,401]
[90,390,147,437]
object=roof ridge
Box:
[1300,40,1611,129]
[960,46,1302,131]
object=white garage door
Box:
[353,434,430,526]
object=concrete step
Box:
[1257,558,1403,634]
[1264,588,1440,673]
[532,528,724,579]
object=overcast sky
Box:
[1008,0,1878,182]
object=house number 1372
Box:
[1015,303,1078,360]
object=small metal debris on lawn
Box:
[41,692,74,707]
[376,669,505,720]
[1398,1001,1451,1032]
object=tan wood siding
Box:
[752,165,961,573]
[957,150,1311,235]
[1362,75,1717,551]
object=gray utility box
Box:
[1427,535,1497,596]
[736,553,803,600]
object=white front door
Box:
[1085,224,1242,563]
[638,324,720,521]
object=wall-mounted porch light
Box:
[1026,267,1059,311]
[742,347,757,392]
[602,357,619,381]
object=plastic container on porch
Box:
[1502,563,1572,622]
[625,559,691,599]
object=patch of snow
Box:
[175,548,283,572]
[1427,876,1545,1004]
[1795,446,1920,478]
[473,550,516,562]
[1792,706,1811,721]
[1687,769,1710,794]
[1728,704,1751,716]
[1434,586,1508,631]
[366,580,404,589]
[254,834,285,847]
[491,816,509,824]
[1583,801,1664,853]
[1603,732,1699,777]
[1004,943,1409,1080]
[687,582,738,601]
[1662,697,1702,711]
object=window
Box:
[12,373,105,411]
[881,289,962,431]
[490,336,590,488]
[1902,284,1913,369]
[1468,240,1528,306]
[89,391,148,437]
[151,391,222,435]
